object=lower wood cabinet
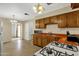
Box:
[33,34,48,47]
[33,34,37,45]
[33,34,60,47]
[37,38,42,47]
[42,38,48,47]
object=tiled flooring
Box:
[2,39,41,56]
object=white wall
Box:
[42,24,79,34]
[0,20,3,42]
[24,20,34,40]
[0,17,12,43]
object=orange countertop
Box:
[58,37,78,46]
[34,33,79,46]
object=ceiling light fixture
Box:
[33,3,45,14]
[10,15,17,23]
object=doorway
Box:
[11,21,22,40]
[17,23,22,39]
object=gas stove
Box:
[34,41,79,56]
[39,47,74,56]
[51,41,78,52]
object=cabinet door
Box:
[44,17,50,24]
[66,12,77,27]
[35,20,40,28]
[42,35,48,47]
[71,3,79,9]
[39,19,45,28]
[42,39,48,47]
[47,36,54,43]
[50,16,58,24]
[76,10,79,27]
[57,14,67,28]
[33,38,37,45]
[37,38,42,47]
[36,34,42,47]
[39,22,46,28]
[33,35,37,45]
[36,19,46,28]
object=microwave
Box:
[34,30,42,34]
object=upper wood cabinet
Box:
[76,11,79,27]
[35,10,79,28]
[35,20,40,28]
[71,3,79,9]
[50,16,58,24]
[44,17,51,24]
[36,19,46,29]
[66,11,77,27]
[39,19,46,28]
[57,14,67,28]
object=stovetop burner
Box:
[39,47,74,56]
[51,41,78,52]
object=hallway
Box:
[2,39,41,56]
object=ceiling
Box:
[0,3,70,21]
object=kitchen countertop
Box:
[34,33,79,36]
[33,33,79,46]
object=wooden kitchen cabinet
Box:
[33,34,49,47]
[71,3,79,9]
[42,38,48,47]
[66,12,77,27]
[37,38,42,47]
[50,16,58,24]
[36,20,40,28]
[41,35,49,47]
[39,19,46,28]
[36,19,46,29]
[44,17,50,24]
[57,14,67,28]
[35,10,79,28]
[33,34,38,45]
[33,34,42,47]
[36,34,42,47]
[33,34,61,47]
[76,11,79,27]
[47,35,54,43]
[33,37,37,45]
[39,23,45,28]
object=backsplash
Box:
[37,24,79,34]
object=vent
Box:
[47,3,52,5]
[24,13,29,15]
